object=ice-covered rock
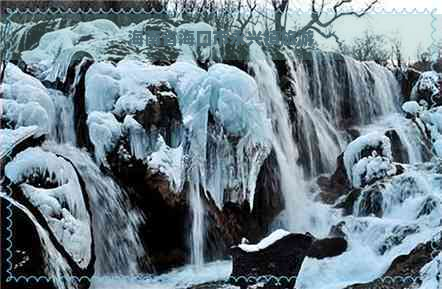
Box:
[5,147,93,272]
[3,63,56,133]
[146,136,184,193]
[1,99,49,131]
[87,111,122,166]
[85,62,121,113]
[21,19,121,82]
[0,126,45,161]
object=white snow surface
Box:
[147,136,184,193]
[237,229,291,252]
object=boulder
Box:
[229,230,347,289]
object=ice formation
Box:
[5,147,92,268]
[87,111,122,165]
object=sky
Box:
[279,0,441,60]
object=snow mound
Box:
[343,133,392,185]
[237,229,291,253]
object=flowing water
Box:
[249,45,317,234]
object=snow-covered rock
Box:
[402,100,423,117]
[237,229,291,253]
[351,152,397,188]
[21,19,121,82]
[411,71,441,104]
[1,99,50,131]
[230,231,347,289]
[343,133,392,185]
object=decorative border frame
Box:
[1,6,441,288]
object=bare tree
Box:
[390,35,402,68]
[271,0,289,32]
[269,0,378,45]
[342,30,390,65]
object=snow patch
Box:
[237,229,291,253]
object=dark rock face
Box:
[229,232,347,289]
[134,82,183,148]
[385,130,409,164]
[318,153,352,205]
[399,68,421,101]
[356,185,384,218]
[346,238,441,289]
[251,151,284,241]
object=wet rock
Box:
[385,130,409,164]
[318,153,352,204]
[417,197,438,218]
[229,231,347,289]
[356,185,384,218]
[378,225,420,255]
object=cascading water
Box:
[46,142,148,275]
[248,44,321,235]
